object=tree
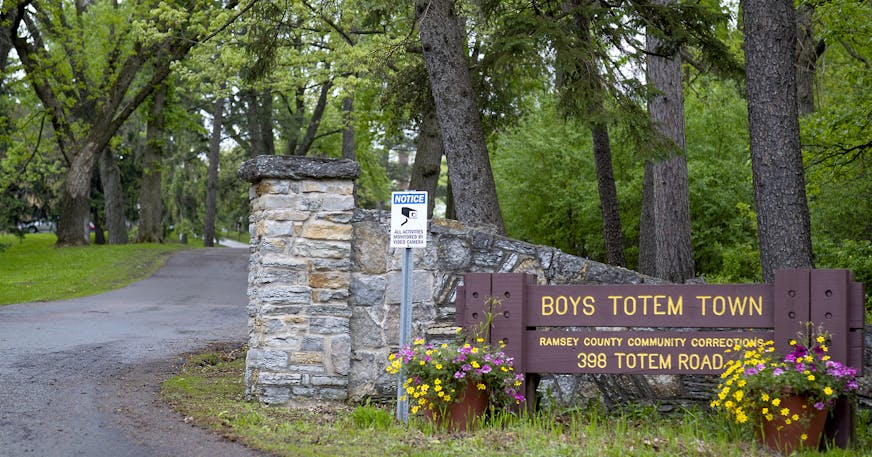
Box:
[408,96,443,219]
[137,83,168,243]
[12,0,256,246]
[203,97,224,248]
[415,0,504,231]
[743,0,813,282]
[556,0,626,267]
[641,0,695,282]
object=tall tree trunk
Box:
[136,83,167,243]
[341,96,355,160]
[638,161,656,275]
[259,88,275,155]
[744,0,813,282]
[646,0,695,282]
[409,98,443,219]
[244,89,264,157]
[244,88,275,157]
[56,143,100,245]
[341,95,357,205]
[204,97,224,248]
[416,0,504,232]
[591,124,625,266]
[99,147,128,244]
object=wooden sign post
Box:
[455,270,865,448]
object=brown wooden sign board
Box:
[526,330,774,374]
[527,284,774,328]
[455,269,865,448]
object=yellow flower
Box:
[471,361,480,369]
[789,339,797,346]
[781,408,790,416]
[444,395,451,402]
[762,408,769,415]
[807,374,815,381]
[435,363,443,370]
[772,398,781,407]
[824,386,833,396]
[761,393,770,402]
[476,337,484,343]
[816,335,825,344]
[477,383,486,390]
[792,414,800,421]
[801,433,808,441]
[414,338,425,345]
[733,390,744,401]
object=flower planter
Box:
[424,382,489,431]
[757,395,829,455]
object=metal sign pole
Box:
[396,246,413,422]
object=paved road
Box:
[0,247,266,457]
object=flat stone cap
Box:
[238,155,360,183]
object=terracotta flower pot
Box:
[424,382,489,431]
[757,395,829,455]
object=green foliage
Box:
[348,402,394,430]
[815,238,872,311]
[491,95,617,260]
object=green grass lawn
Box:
[0,233,191,305]
[162,346,872,457]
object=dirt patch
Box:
[102,343,268,457]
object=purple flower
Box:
[462,363,472,372]
[773,368,784,376]
[453,371,465,379]
[814,402,826,411]
[480,365,492,374]
[745,367,758,376]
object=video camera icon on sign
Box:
[400,207,418,226]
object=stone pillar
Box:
[238,155,360,405]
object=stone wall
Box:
[240,155,872,410]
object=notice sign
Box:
[390,191,428,248]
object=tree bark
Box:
[638,161,656,276]
[99,147,128,244]
[409,98,443,219]
[136,83,167,243]
[56,143,100,245]
[591,124,625,266]
[744,0,813,282]
[244,88,275,157]
[416,0,504,232]
[203,97,224,248]
[341,96,355,160]
[646,0,695,282]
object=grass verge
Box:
[0,233,191,305]
[162,346,871,457]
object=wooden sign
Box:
[454,269,865,448]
